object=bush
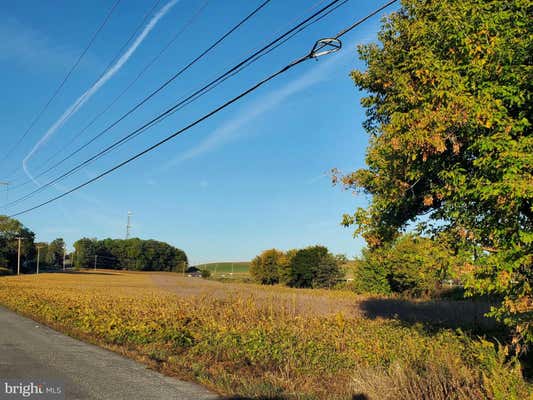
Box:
[284,246,328,288]
[250,249,285,285]
[0,267,12,276]
[352,251,392,295]
[200,269,211,279]
[353,234,454,297]
[312,253,344,288]
[250,246,345,288]
[285,245,344,288]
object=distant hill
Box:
[195,262,250,274]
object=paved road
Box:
[0,307,219,400]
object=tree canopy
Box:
[46,238,65,267]
[250,246,344,288]
[353,234,455,297]
[73,237,188,272]
[336,0,531,345]
[250,248,286,285]
[0,215,35,273]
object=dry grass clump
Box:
[0,271,530,400]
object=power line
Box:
[9,54,308,218]
[0,0,122,171]
[7,0,337,194]
[8,0,270,192]
[4,0,167,184]
[8,0,399,218]
[25,0,210,183]
[3,0,339,208]
[334,0,397,38]
[28,0,165,172]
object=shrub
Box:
[284,245,344,288]
[0,267,12,276]
[250,249,285,284]
[354,234,454,297]
[278,249,297,285]
[200,269,211,279]
[284,246,328,288]
[312,253,344,288]
[250,246,344,288]
[352,249,392,295]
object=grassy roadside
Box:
[0,271,530,400]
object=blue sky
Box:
[0,0,398,264]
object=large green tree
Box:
[285,245,343,288]
[0,216,35,273]
[336,0,531,346]
[73,238,97,269]
[250,248,285,284]
[46,238,65,267]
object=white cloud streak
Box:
[23,0,179,184]
[158,43,354,172]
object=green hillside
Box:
[196,262,250,274]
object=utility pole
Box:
[63,245,66,271]
[94,255,98,270]
[36,245,44,275]
[125,211,132,239]
[16,236,24,275]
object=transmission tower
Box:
[125,211,132,239]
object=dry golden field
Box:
[0,270,530,400]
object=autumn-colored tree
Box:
[250,248,285,284]
[336,0,531,346]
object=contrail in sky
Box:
[23,0,179,184]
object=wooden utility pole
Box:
[36,245,44,275]
[63,246,66,271]
[16,237,24,275]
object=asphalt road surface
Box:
[0,306,219,400]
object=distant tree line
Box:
[250,236,469,297]
[250,245,345,289]
[73,237,188,272]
